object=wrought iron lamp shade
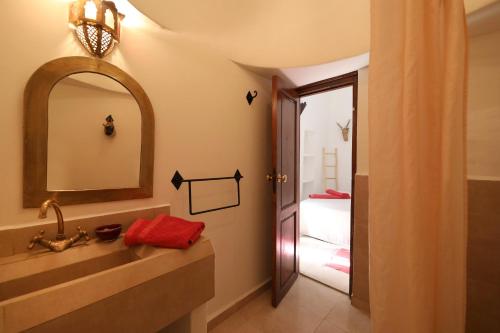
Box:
[69,0,124,58]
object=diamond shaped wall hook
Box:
[171,171,184,190]
[246,90,258,105]
[234,169,243,182]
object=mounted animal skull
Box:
[337,120,350,142]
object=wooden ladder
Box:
[323,147,338,190]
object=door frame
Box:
[293,71,358,296]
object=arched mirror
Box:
[24,57,154,207]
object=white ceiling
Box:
[279,0,500,87]
[130,0,497,68]
[129,0,370,68]
[280,53,369,87]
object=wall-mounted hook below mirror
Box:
[103,115,115,136]
[246,90,258,105]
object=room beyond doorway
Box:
[296,72,358,295]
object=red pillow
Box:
[309,193,337,199]
[325,188,351,199]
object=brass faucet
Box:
[28,199,90,252]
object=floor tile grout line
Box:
[313,300,339,332]
[210,276,369,333]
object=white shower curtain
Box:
[368,0,468,332]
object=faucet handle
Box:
[28,230,45,250]
[77,226,91,242]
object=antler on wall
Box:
[337,120,351,142]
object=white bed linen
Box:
[300,198,351,247]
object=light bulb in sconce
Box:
[69,0,125,58]
[84,1,97,20]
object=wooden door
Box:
[270,75,300,307]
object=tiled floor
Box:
[209,275,371,333]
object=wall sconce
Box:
[69,0,125,58]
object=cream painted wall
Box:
[356,67,369,175]
[300,87,353,198]
[325,88,353,193]
[0,0,272,318]
[468,29,500,179]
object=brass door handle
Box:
[276,174,288,183]
[266,174,274,182]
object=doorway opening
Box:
[297,72,358,295]
[270,71,358,306]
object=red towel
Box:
[124,218,150,246]
[325,188,351,199]
[124,214,205,249]
[309,193,338,199]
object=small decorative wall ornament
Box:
[246,90,258,105]
[69,0,125,58]
[300,102,307,113]
[103,115,115,136]
[337,120,350,142]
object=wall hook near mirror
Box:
[171,169,243,215]
[246,90,258,105]
[103,115,115,136]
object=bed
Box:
[300,198,351,247]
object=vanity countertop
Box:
[0,205,215,333]
[0,235,214,332]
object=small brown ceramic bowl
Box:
[95,224,122,242]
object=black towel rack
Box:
[171,170,243,215]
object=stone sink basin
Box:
[0,236,214,332]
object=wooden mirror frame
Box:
[23,56,154,207]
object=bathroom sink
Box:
[0,236,214,332]
[0,247,141,302]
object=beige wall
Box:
[468,29,500,179]
[0,0,272,318]
[300,87,354,196]
[356,67,369,175]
